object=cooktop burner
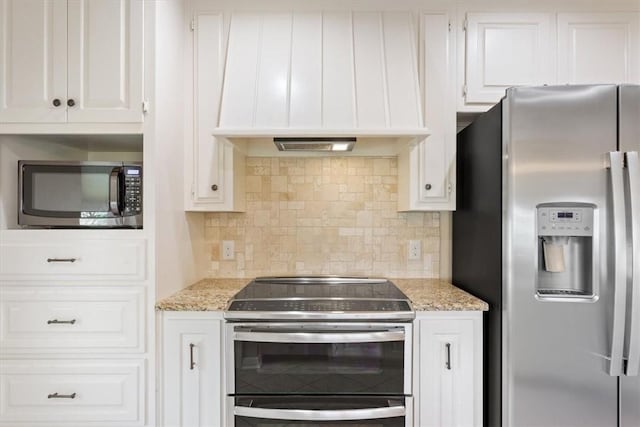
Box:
[224,276,414,321]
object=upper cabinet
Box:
[557,13,639,85]
[185,12,245,212]
[458,11,640,111]
[461,13,554,109]
[399,12,456,211]
[0,0,144,124]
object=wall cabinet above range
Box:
[0,0,144,127]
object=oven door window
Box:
[234,330,405,395]
[234,396,406,427]
[22,165,116,218]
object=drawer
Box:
[0,360,144,425]
[0,287,144,354]
[0,239,146,280]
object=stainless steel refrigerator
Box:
[453,85,639,427]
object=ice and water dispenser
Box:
[536,203,596,299]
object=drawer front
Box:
[0,287,144,353]
[0,239,146,280]
[0,360,144,425]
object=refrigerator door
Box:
[503,85,619,426]
[619,84,640,427]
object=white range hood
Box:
[214,11,429,142]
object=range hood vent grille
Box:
[274,137,356,152]
[215,11,428,139]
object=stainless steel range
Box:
[224,276,415,427]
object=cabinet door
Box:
[464,13,554,105]
[187,13,245,212]
[66,0,143,122]
[399,13,455,211]
[558,13,640,84]
[162,314,224,427]
[0,0,67,123]
[416,315,481,427]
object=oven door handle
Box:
[109,167,122,215]
[234,405,405,421]
[233,329,405,344]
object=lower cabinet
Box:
[160,311,224,427]
[414,312,483,427]
[159,310,482,427]
[0,360,144,426]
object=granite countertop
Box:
[155,278,488,312]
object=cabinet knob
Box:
[425,184,432,190]
[67,99,76,107]
[52,98,61,107]
[211,184,218,191]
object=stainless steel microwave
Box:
[18,161,142,228]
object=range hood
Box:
[214,11,429,142]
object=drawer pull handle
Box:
[445,343,452,370]
[189,343,196,370]
[47,319,77,325]
[48,392,76,399]
[47,258,77,263]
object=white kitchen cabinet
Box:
[0,0,143,123]
[557,13,640,85]
[414,312,483,427]
[0,230,150,426]
[0,236,147,281]
[0,359,144,426]
[185,12,245,212]
[460,12,554,110]
[160,312,225,427]
[0,286,145,354]
[399,13,455,211]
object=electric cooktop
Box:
[224,276,415,321]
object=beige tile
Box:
[202,156,441,279]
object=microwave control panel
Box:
[123,166,142,215]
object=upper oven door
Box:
[227,323,412,396]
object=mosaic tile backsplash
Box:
[204,157,440,278]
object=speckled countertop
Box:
[155,278,488,312]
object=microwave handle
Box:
[109,168,121,215]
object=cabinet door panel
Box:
[0,0,67,123]
[0,286,144,353]
[162,315,224,427]
[67,0,143,122]
[192,13,224,205]
[465,13,554,105]
[558,13,640,84]
[0,360,143,425]
[416,317,478,427]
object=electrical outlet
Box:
[408,240,421,260]
[222,240,234,260]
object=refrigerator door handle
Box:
[608,151,628,376]
[625,151,640,376]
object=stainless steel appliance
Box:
[18,161,142,228]
[453,85,640,426]
[224,276,415,426]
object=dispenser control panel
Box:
[537,205,594,236]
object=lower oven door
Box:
[232,396,412,427]
[227,323,412,396]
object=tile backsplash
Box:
[204,157,440,278]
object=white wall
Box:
[152,0,206,300]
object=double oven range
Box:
[224,277,415,426]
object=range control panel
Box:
[537,205,594,236]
